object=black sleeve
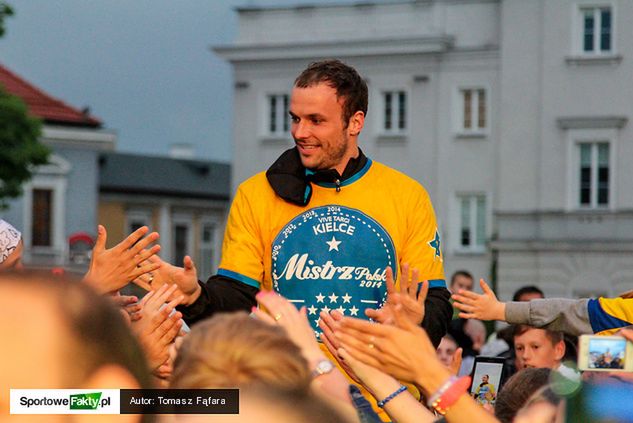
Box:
[176,275,258,326]
[421,287,452,348]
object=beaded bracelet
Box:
[377,385,408,408]
[427,375,471,415]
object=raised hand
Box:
[83,225,161,295]
[132,284,184,371]
[452,279,506,321]
[365,264,428,326]
[134,255,201,306]
[318,310,361,383]
[110,292,142,322]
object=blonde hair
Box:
[171,312,311,393]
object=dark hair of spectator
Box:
[494,368,552,423]
[294,59,368,127]
[513,325,564,346]
[512,285,544,301]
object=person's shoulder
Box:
[236,171,270,192]
[370,160,430,196]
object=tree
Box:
[0,89,49,208]
[0,2,50,208]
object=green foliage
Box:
[0,2,13,38]
[0,88,49,208]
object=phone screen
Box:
[586,337,627,370]
[469,357,505,407]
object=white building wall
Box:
[217,0,633,296]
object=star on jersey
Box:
[428,229,442,259]
[336,306,346,315]
[349,305,359,316]
[328,293,339,303]
[342,293,352,303]
[326,236,342,251]
[316,293,325,303]
[307,305,318,315]
[322,305,331,313]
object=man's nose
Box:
[292,120,309,140]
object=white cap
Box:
[0,219,21,263]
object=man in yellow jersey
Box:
[152,59,451,348]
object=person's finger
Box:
[125,303,142,314]
[156,284,179,307]
[456,290,482,300]
[458,312,477,319]
[251,307,276,324]
[139,290,156,307]
[330,309,344,321]
[319,313,341,350]
[93,225,107,253]
[364,308,388,323]
[183,255,196,272]
[160,316,184,346]
[410,268,420,298]
[400,263,410,295]
[145,283,171,310]
[134,244,162,267]
[451,294,479,305]
[113,295,138,307]
[130,231,160,256]
[129,258,162,282]
[480,279,496,298]
[120,226,150,250]
[450,347,463,375]
[164,294,185,313]
[337,327,384,359]
[385,266,396,297]
[621,328,633,343]
[416,279,429,306]
[340,316,390,337]
[455,303,476,313]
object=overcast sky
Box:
[0,0,360,163]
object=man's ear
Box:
[347,111,365,136]
[554,340,566,361]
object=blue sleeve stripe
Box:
[217,268,261,289]
[428,279,447,289]
[588,298,631,334]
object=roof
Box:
[99,152,231,201]
[0,63,101,127]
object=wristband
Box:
[427,375,471,415]
[377,385,407,408]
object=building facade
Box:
[0,63,115,270]
[214,0,633,299]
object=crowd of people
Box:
[2,59,633,423]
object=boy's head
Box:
[513,325,565,369]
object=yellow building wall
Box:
[97,202,126,248]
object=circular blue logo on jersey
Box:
[272,205,396,334]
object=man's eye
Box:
[290,116,299,123]
[311,118,322,124]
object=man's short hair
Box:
[294,59,368,126]
[450,270,474,286]
[513,325,564,346]
[512,285,544,301]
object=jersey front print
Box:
[272,205,396,334]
